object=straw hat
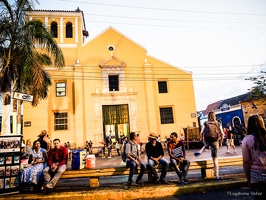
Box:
[148,133,158,140]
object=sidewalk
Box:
[0,146,245,200]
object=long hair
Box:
[32,140,40,150]
[208,112,216,121]
[247,114,266,152]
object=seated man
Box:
[168,132,190,184]
[145,133,169,184]
[43,138,68,194]
[126,132,146,188]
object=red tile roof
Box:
[203,100,222,115]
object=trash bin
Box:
[86,154,96,168]
[71,150,86,170]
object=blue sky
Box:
[19,0,266,110]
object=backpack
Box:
[121,141,132,162]
[204,121,221,142]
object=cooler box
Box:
[86,154,96,168]
[71,150,86,170]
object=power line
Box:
[59,0,266,16]
[87,20,266,29]
[85,13,266,24]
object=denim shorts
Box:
[203,140,219,158]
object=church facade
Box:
[22,9,198,148]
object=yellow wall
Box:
[241,98,266,126]
[23,10,198,148]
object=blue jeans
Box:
[170,158,190,178]
[126,160,146,183]
[148,158,169,180]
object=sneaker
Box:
[107,156,111,158]
[43,187,53,195]
[160,179,168,184]
[136,181,143,187]
[183,178,189,184]
[154,178,160,184]
[178,178,185,184]
[194,152,201,157]
[126,182,132,189]
[216,176,222,180]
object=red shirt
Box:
[47,146,68,168]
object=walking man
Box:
[145,133,169,184]
[43,138,68,194]
[126,132,146,188]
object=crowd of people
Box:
[16,112,266,198]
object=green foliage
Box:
[246,71,266,101]
[0,0,65,106]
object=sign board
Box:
[13,92,33,102]
[24,121,31,127]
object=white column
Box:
[75,17,78,43]
[60,17,64,43]
[45,17,48,28]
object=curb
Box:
[0,174,247,200]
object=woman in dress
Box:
[20,140,48,192]
[242,114,266,200]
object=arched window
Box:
[66,22,73,38]
[50,22,58,38]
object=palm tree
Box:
[0,0,65,135]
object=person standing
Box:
[100,139,106,158]
[136,134,141,152]
[145,133,169,184]
[43,138,68,194]
[106,135,113,158]
[168,132,190,184]
[226,127,237,153]
[37,130,51,152]
[242,114,266,200]
[194,111,224,180]
[25,139,32,158]
[115,139,120,156]
[126,132,146,188]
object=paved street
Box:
[85,145,243,169]
[142,186,254,200]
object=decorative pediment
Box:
[99,56,126,68]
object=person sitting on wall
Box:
[145,133,169,184]
[43,138,68,194]
[20,140,48,192]
[168,132,190,184]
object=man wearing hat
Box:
[145,133,169,184]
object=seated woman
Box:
[20,140,48,192]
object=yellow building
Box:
[23,9,198,148]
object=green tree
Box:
[246,71,266,100]
[0,0,65,134]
